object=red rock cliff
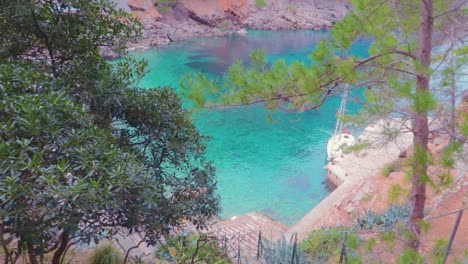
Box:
[109,0,350,51]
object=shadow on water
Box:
[181,30,331,75]
[185,61,231,76]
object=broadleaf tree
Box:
[182,0,467,250]
[0,1,219,263]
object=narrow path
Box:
[287,119,413,239]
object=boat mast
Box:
[334,84,349,136]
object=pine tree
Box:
[183,0,467,250]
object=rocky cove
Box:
[106,0,351,56]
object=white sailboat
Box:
[327,85,355,161]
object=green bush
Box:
[381,160,401,177]
[300,227,359,263]
[255,0,267,7]
[88,243,123,264]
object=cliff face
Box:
[180,0,350,29]
[109,0,350,51]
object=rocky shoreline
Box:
[104,0,350,57]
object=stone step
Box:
[208,212,289,259]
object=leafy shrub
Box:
[155,231,230,264]
[382,160,401,177]
[88,243,123,264]
[300,227,359,263]
[255,0,267,7]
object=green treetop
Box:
[0,1,219,263]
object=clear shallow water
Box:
[128,30,368,224]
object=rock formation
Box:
[107,0,350,54]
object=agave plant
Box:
[355,209,381,230]
[355,205,410,230]
[262,236,311,264]
[380,204,410,228]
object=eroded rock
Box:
[107,0,350,53]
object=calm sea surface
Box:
[128,30,369,224]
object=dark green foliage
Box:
[88,244,124,264]
[0,0,219,263]
[155,232,230,264]
[0,0,142,66]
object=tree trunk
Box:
[407,0,433,250]
[27,243,39,264]
[51,231,69,264]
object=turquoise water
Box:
[128,30,368,224]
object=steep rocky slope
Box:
[111,0,350,51]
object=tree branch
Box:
[123,239,145,264]
[51,230,69,264]
[434,2,466,19]
[30,8,57,75]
